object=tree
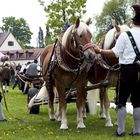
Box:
[38,0,86,44]
[94,0,132,42]
[0,16,33,48]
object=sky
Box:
[0,0,106,47]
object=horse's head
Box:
[97,24,131,66]
[102,24,130,49]
[62,18,96,64]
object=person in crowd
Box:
[22,60,40,94]
[0,52,9,121]
[12,63,21,90]
[1,63,11,93]
[25,59,40,79]
[93,4,140,136]
[18,63,28,93]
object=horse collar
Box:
[55,43,86,73]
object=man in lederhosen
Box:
[93,4,140,137]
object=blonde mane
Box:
[62,22,91,47]
[104,25,130,49]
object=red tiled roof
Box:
[1,48,45,61]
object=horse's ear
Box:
[114,24,120,32]
[75,18,80,28]
[86,18,91,25]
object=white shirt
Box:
[19,64,26,73]
[112,27,140,64]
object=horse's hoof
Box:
[105,122,113,127]
[77,123,86,129]
[60,124,68,130]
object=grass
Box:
[0,86,139,140]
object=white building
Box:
[0,32,44,65]
[0,32,22,51]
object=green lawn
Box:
[0,86,139,140]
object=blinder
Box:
[71,29,79,49]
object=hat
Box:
[132,4,140,23]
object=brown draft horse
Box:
[87,24,130,127]
[40,18,96,129]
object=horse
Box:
[87,24,131,127]
[38,18,96,130]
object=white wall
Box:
[0,33,22,51]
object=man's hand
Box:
[1,55,9,62]
[92,44,102,54]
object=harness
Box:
[55,38,87,73]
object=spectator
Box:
[25,59,40,78]
[2,63,11,93]
[0,52,9,121]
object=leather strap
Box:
[126,31,140,63]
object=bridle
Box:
[60,27,94,73]
[71,28,93,51]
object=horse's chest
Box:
[52,66,87,85]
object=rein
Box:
[1,82,26,122]
[1,60,26,122]
[98,55,120,71]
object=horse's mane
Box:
[62,22,91,47]
[104,25,130,49]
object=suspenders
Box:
[126,31,140,64]
[126,31,140,80]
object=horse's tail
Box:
[28,83,48,109]
[87,82,99,115]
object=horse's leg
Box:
[99,88,106,119]
[100,87,113,127]
[54,89,61,121]
[59,95,68,129]
[48,90,55,121]
[47,81,55,120]
[56,86,68,130]
[55,102,61,121]
[82,103,87,119]
[76,89,86,129]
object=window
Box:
[8,41,14,46]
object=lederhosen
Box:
[116,64,140,108]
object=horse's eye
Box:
[79,35,82,38]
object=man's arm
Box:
[93,44,117,58]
